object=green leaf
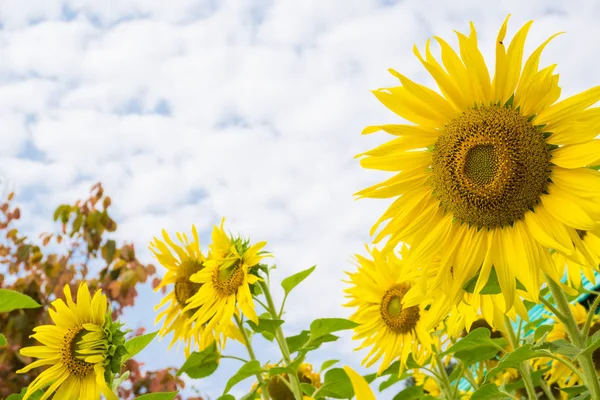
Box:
[300,383,316,396]
[286,331,310,354]
[485,344,549,382]
[122,331,158,362]
[316,368,354,399]
[534,324,553,342]
[281,266,316,296]
[440,327,502,357]
[470,383,511,400]
[392,386,424,400]
[268,366,293,377]
[320,359,339,372]
[463,268,501,295]
[560,386,588,395]
[247,318,284,338]
[216,396,236,400]
[0,289,41,313]
[454,344,503,364]
[550,339,580,358]
[134,393,178,400]
[224,360,265,394]
[309,318,358,342]
[0,333,6,346]
[379,373,403,391]
[7,389,45,400]
[177,343,220,379]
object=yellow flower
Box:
[344,246,432,374]
[151,225,213,357]
[261,363,321,400]
[413,370,441,397]
[357,16,600,312]
[556,230,600,288]
[185,219,266,342]
[17,283,120,400]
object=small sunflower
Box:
[357,16,600,311]
[151,225,212,357]
[17,283,124,400]
[185,219,266,342]
[263,363,321,400]
[413,370,441,397]
[344,246,432,374]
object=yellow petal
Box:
[343,366,376,400]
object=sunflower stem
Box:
[546,276,600,400]
[538,379,557,400]
[433,353,455,399]
[582,293,600,339]
[503,315,537,400]
[234,314,270,400]
[258,280,304,400]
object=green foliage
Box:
[0,333,6,346]
[314,368,354,399]
[470,383,511,400]
[392,385,424,400]
[440,327,504,363]
[0,289,41,312]
[223,360,265,394]
[281,265,316,296]
[246,317,284,339]
[320,359,339,371]
[123,331,158,362]
[308,318,358,343]
[177,343,220,379]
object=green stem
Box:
[234,314,270,400]
[460,362,479,390]
[433,353,455,399]
[546,276,600,400]
[538,380,557,400]
[259,280,304,400]
[221,354,249,363]
[504,315,537,400]
[583,294,600,339]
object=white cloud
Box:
[1,0,599,398]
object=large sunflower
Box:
[17,283,122,400]
[185,219,266,342]
[358,16,600,311]
[344,246,432,374]
[151,225,212,357]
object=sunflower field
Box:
[3,14,600,400]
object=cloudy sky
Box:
[1,0,600,398]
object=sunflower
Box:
[344,246,432,374]
[17,283,124,400]
[413,370,441,397]
[260,363,321,400]
[555,229,600,289]
[151,225,212,357]
[185,219,266,342]
[357,16,600,312]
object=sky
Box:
[2,0,600,398]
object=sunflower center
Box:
[61,325,95,379]
[432,105,550,228]
[213,262,245,296]
[174,261,203,316]
[380,283,420,334]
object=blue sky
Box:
[2,0,600,398]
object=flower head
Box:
[185,219,267,342]
[358,16,600,313]
[17,283,125,400]
[344,246,432,374]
